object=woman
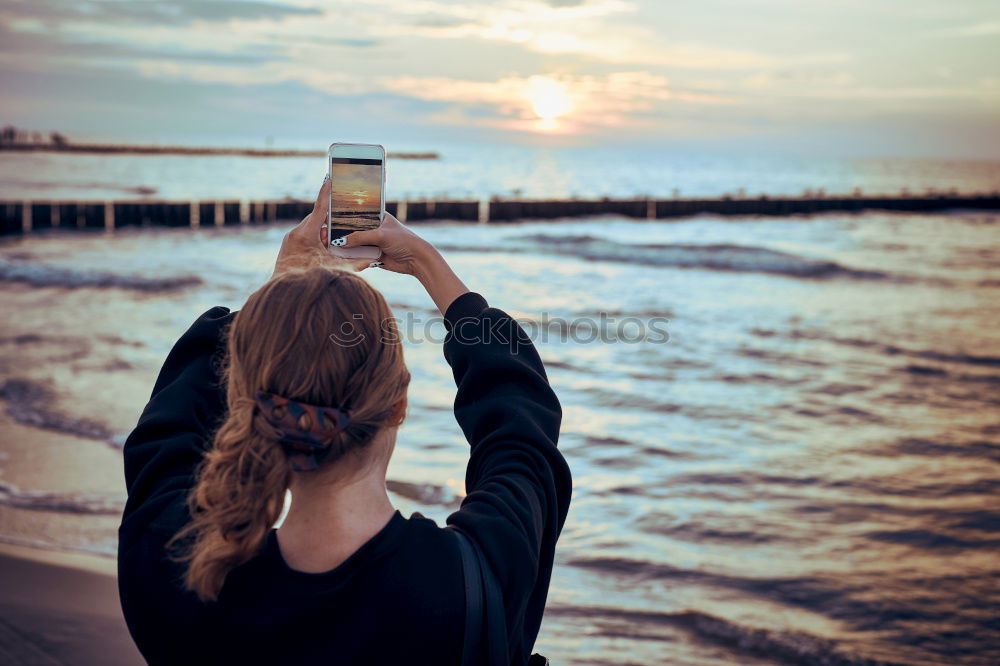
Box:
[116,175,573,666]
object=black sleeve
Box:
[118,306,235,552]
[442,292,573,660]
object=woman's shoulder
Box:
[401,510,454,539]
[395,511,466,561]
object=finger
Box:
[303,175,332,238]
[337,228,383,248]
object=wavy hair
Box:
[166,261,410,601]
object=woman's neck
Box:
[275,466,396,574]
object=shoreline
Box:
[0,542,143,665]
[0,541,117,576]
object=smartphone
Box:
[327,142,384,260]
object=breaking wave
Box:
[0,258,201,291]
[0,481,124,515]
[439,234,891,279]
[0,377,114,440]
[386,479,462,508]
[519,234,890,278]
[545,605,906,666]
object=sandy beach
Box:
[0,542,142,665]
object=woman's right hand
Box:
[336,213,435,277]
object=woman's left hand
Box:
[272,175,374,278]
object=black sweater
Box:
[117,291,572,665]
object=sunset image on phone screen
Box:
[329,157,381,230]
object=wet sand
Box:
[0,543,142,665]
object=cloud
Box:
[0,23,272,64]
[738,61,999,103]
[131,59,373,97]
[10,50,731,138]
[131,60,719,133]
[0,0,321,26]
[796,84,1000,101]
[367,0,789,70]
[742,70,855,89]
[385,71,731,132]
[943,20,1000,36]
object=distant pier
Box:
[0,143,439,160]
[1,193,998,235]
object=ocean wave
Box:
[712,371,809,387]
[545,604,906,666]
[583,435,634,448]
[0,534,118,558]
[750,328,1000,368]
[735,345,828,367]
[385,479,462,507]
[0,377,114,440]
[0,258,202,291]
[864,528,1000,550]
[0,473,457,518]
[878,437,1000,463]
[638,446,699,459]
[0,478,456,515]
[635,513,787,544]
[514,234,891,279]
[580,386,756,421]
[0,481,124,515]
[663,469,1000,500]
[564,553,998,659]
[436,235,892,279]
[791,502,1000,536]
[539,358,584,372]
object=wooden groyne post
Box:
[2,193,998,236]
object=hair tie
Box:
[253,391,353,472]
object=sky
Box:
[0,0,998,158]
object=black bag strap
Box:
[478,539,508,665]
[450,526,484,666]
[451,526,549,666]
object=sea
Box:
[0,147,998,666]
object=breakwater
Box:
[2,193,998,235]
[0,143,439,159]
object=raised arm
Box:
[441,290,571,657]
[340,217,573,658]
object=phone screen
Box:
[328,156,383,239]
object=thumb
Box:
[338,228,383,247]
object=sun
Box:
[526,76,572,121]
[352,190,367,205]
